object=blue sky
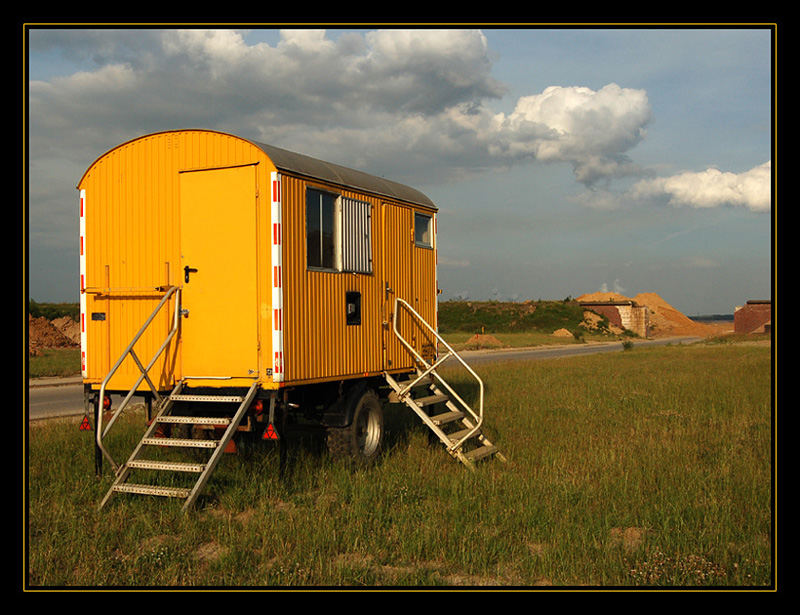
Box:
[26,26,774,315]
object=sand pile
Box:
[463,334,505,350]
[581,310,624,335]
[577,291,716,338]
[551,328,573,337]
[28,314,79,356]
[51,316,81,344]
[577,291,630,303]
[632,293,716,337]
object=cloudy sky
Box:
[26,26,774,315]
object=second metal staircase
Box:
[387,298,506,470]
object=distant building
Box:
[734,300,771,334]
[578,300,649,338]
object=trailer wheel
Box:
[326,388,384,463]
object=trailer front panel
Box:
[78,129,438,395]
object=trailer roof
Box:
[78,130,436,211]
[251,140,437,211]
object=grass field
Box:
[25,341,773,589]
[27,348,82,378]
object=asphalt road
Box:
[450,335,700,365]
[27,336,700,421]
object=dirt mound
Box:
[51,316,81,344]
[580,310,624,334]
[632,293,715,338]
[578,291,716,338]
[28,314,79,356]
[551,328,573,337]
[463,334,505,350]
[576,291,630,303]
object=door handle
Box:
[184,266,198,283]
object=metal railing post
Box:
[95,286,181,472]
[391,298,484,451]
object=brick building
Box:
[578,300,649,338]
[734,300,771,334]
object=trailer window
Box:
[414,212,433,248]
[341,198,373,274]
[307,189,337,270]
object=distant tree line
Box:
[29,300,80,321]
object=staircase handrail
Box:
[96,285,181,471]
[392,298,484,451]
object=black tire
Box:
[326,388,384,463]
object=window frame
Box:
[414,211,434,249]
[305,186,374,275]
[305,187,339,272]
[340,196,373,274]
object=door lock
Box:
[184,266,198,283]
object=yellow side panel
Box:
[281,175,385,383]
[78,130,274,391]
[179,165,259,381]
[278,174,438,383]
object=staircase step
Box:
[99,382,260,512]
[142,437,219,449]
[156,416,231,426]
[169,394,244,403]
[111,483,191,498]
[395,375,433,388]
[447,428,478,443]
[430,410,464,425]
[413,394,449,407]
[127,460,206,473]
[464,444,498,462]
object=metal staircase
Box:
[99,381,258,511]
[92,285,261,511]
[387,298,505,470]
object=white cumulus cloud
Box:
[29,29,656,187]
[630,161,771,212]
[489,83,652,185]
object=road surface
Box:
[450,336,700,365]
[27,336,700,421]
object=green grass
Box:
[441,330,613,351]
[438,299,587,334]
[26,342,773,588]
[28,348,81,378]
[29,300,80,321]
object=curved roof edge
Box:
[250,140,436,210]
[78,129,436,210]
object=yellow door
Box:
[381,203,414,371]
[179,165,259,380]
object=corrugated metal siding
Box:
[279,190,438,381]
[381,203,415,371]
[79,130,272,390]
[79,129,438,391]
[413,241,438,358]
[282,176,386,383]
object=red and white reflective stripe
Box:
[270,172,284,382]
[79,189,87,377]
[433,212,438,331]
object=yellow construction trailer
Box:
[79,129,502,511]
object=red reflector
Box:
[102,395,111,410]
[79,415,92,431]
[262,424,279,440]
[252,399,264,415]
